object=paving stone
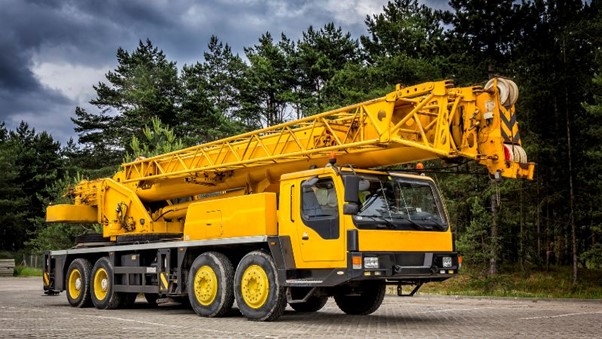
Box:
[0,277,601,338]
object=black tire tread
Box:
[75,233,107,244]
[66,258,92,308]
[119,293,137,308]
[187,251,234,318]
[289,295,328,313]
[334,282,386,315]
[206,251,234,317]
[115,233,181,244]
[144,293,159,307]
[90,257,122,310]
[234,250,286,321]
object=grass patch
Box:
[13,266,43,277]
[0,251,14,259]
[414,265,602,299]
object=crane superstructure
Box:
[43,78,533,321]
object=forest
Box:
[1,0,601,283]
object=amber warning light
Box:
[328,152,337,166]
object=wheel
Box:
[75,233,106,244]
[66,258,92,307]
[116,233,181,244]
[172,296,191,308]
[90,257,122,309]
[187,251,234,318]
[144,293,159,307]
[234,250,286,321]
[119,293,138,308]
[334,281,386,315]
[289,295,328,313]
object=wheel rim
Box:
[193,265,218,306]
[240,264,269,309]
[93,267,109,301]
[68,269,82,300]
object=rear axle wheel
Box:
[290,295,328,313]
[66,259,92,308]
[91,257,122,309]
[187,252,234,318]
[334,281,386,315]
[234,251,286,321]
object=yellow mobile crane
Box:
[43,78,533,321]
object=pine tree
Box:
[296,23,360,115]
[72,39,181,162]
[0,123,62,251]
[0,124,29,251]
[241,33,293,126]
[180,36,247,143]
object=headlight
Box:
[442,256,452,268]
[364,257,379,269]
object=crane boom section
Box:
[110,79,531,202]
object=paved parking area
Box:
[1,277,601,338]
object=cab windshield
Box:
[352,174,448,231]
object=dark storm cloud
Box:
[3,0,124,65]
[2,0,417,144]
[0,0,130,140]
[0,0,175,142]
[0,20,72,131]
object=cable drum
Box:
[507,79,519,106]
[503,144,528,164]
[485,78,519,107]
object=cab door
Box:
[293,176,345,265]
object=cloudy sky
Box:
[0,0,449,144]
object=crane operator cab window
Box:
[353,175,448,232]
[301,177,339,239]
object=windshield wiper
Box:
[392,217,423,230]
[359,215,398,230]
[410,217,447,231]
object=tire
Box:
[172,296,191,309]
[66,258,92,308]
[90,257,122,309]
[187,252,234,318]
[144,293,159,307]
[116,233,181,244]
[234,250,286,321]
[119,293,138,308]
[289,295,328,313]
[75,233,106,244]
[334,281,386,315]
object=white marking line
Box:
[521,311,602,320]
[0,317,74,321]
[3,307,275,338]
[77,314,185,329]
[418,306,527,314]
[0,329,69,331]
[419,307,492,313]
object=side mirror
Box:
[344,175,360,204]
[343,202,359,215]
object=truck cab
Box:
[276,166,459,310]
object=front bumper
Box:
[283,251,459,288]
[349,251,460,282]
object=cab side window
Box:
[300,178,339,239]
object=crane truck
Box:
[43,78,534,321]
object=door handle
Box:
[302,232,309,240]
